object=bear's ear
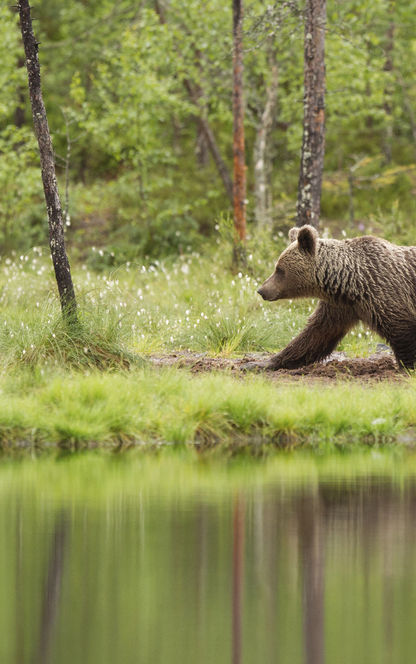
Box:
[297,225,318,255]
[288,227,299,243]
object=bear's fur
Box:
[254,225,416,370]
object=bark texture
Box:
[296,0,326,229]
[18,0,77,318]
[232,0,246,248]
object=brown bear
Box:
[249,225,416,371]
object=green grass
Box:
[0,242,380,363]
[0,366,414,449]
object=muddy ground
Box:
[150,349,406,383]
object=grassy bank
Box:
[0,244,411,450]
[0,367,414,449]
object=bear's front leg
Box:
[384,323,416,370]
[243,301,358,371]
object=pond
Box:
[1,450,416,664]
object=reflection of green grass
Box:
[0,447,416,506]
[0,366,414,448]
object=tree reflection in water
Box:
[4,473,416,664]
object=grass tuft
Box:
[0,298,140,370]
[189,312,277,353]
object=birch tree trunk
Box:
[18,0,77,319]
[296,0,326,229]
[232,0,246,264]
[254,60,278,227]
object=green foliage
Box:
[3,0,416,258]
[67,173,219,265]
[0,8,24,120]
[0,126,44,251]
[74,10,190,167]
[321,156,416,231]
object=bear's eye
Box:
[276,266,285,277]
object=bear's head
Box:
[257,225,319,301]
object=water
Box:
[1,453,416,664]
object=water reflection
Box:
[35,513,68,664]
[232,495,244,664]
[299,492,324,664]
[2,470,416,664]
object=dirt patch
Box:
[149,350,405,383]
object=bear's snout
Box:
[257,284,276,301]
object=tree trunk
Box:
[254,59,278,227]
[296,0,326,229]
[232,0,246,264]
[199,115,234,203]
[192,52,210,168]
[18,0,77,319]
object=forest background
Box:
[2,0,416,263]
